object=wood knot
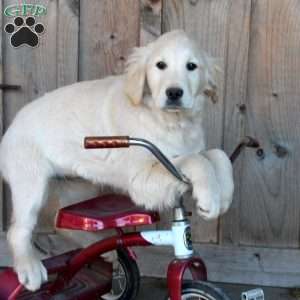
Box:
[67,0,79,17]
[189,0,199,5]
[142,0,162,14]
[238,104,246,113]
[148,0,160,4]
[254,253,261,261]
[273,144,288,158]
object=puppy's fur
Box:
[0,30,233,291]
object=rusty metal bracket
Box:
[0,84,21,90]
[230,136,260,163]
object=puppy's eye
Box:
[186,62,198,71]
[156,61,167,70]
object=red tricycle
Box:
[0,136,259,300]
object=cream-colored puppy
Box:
[0,30,233,291]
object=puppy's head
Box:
[125,30,221,112]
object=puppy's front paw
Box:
[193,185,221,220]
[15,255,47,291]
[203,149,234,215]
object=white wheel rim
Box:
[101,261,127,300]
[181,293,216,300]
[168,290,218,300]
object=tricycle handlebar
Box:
[84,136,130,149]
[84,136,190,184]
[84,135,260,184]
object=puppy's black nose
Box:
[166,87,184,101]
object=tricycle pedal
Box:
[241,288,264,300]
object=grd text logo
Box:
[4,2,47,48]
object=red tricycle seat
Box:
[56,194,160,231]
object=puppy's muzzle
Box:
[165,87,184,110]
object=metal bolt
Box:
[256,148,265,160]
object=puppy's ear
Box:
[125,46,150,105]
[203,57,223,103]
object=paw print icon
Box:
[4,16,45,48]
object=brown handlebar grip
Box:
[84,136,130,149]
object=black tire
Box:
[102,248,140,300]
[166,281,231,300]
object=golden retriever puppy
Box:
[0,30,233,291]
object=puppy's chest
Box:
[134,111,205,156]
[153,126,205,157]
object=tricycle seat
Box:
[56,194,160,231]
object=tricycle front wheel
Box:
[102,248,140,300]
[167,281,231,300]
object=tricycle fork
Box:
[167,257,207,300]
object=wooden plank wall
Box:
[237,0,300,249]
[221,0,252,246]
[0,0,2,232]
[57,0,79,87]
[1,0,300,287]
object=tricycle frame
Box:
[1,220,207,300]
[51,203,207,300]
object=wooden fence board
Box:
[162,0,231,243]
[140,0,162,46]
[220,0,252,245]
[238,0,300,248]
[3,0,57,231]
[57,0,79,87]
[0,0,3,232]
[79,0,140,80]
[134,243,300,288]
[36,0,81,233]
[3,0,57,126]
[139,0,162,231]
